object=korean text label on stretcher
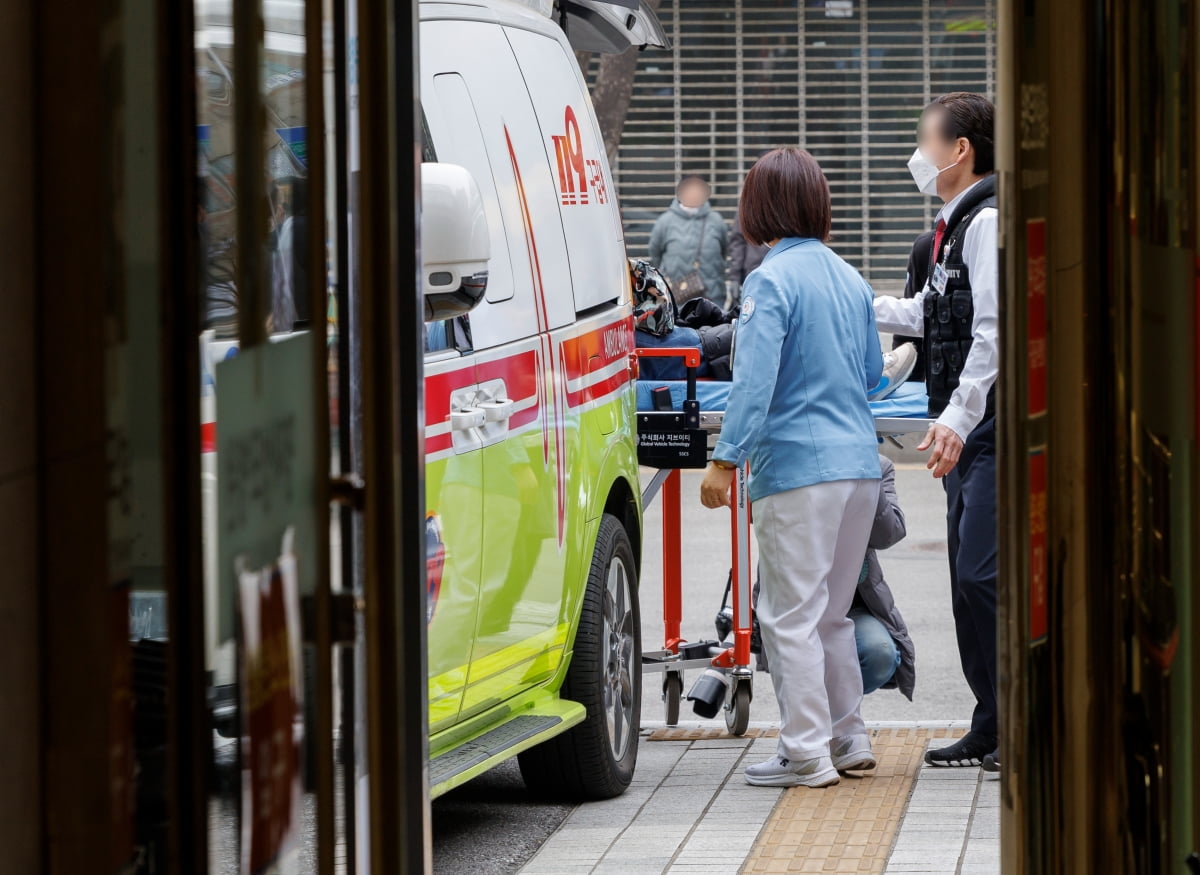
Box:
[635,348,708,469]
[636,413,707,468]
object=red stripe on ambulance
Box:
[476,350,538,405]
[561,319,635,379]
[426,432,454,455]
[506,125,566,548]
[566,369,629,409]
[424,364,477,429]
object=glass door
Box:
[190,0,429,870]
[194,0,347,870]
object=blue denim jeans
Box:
[850,606,901,694]
[633,326,707,379]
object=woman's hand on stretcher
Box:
[700,462,737,509]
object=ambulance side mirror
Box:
[421,162,490,321]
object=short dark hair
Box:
[737,148,832,246]
[927,92,994,175]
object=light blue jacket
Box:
[712,237,883,502]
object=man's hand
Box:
[917,424,964,479]
[700,463,737,509]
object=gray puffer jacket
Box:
[648,199,729,303]
[859,456,917,700]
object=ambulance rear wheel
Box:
[519,514,641,800]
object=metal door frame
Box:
[352,0,432,869]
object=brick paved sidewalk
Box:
[518,724,1000,875]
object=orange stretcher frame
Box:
[635,347,755,733]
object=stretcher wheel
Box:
[663,672,683,726]
[725,681,751,737]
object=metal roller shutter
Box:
[590,0,995,292]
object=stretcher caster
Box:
[725,675,752,737]
[662,672,683,726]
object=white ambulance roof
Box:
[420,0,668,53]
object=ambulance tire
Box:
[519,514,641,800]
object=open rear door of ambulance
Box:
[557,0,670,52]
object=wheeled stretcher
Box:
[634,348,932,735]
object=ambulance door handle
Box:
[479,398,514,424]
[450,408,487,431]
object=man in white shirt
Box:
[874,92,1000,772]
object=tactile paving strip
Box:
[737,727,965,874]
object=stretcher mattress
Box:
[636,379,930,420]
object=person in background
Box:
[648,174,730,305]
[269,175,310,333]
[728,213,770,306]
[700,148,883,789]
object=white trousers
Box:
[754,478,879,760]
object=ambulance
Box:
[198,0,668,802]
[417,0,667,800]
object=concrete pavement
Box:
[517,728,1000,875]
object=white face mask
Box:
[677,202,701,216]
[907,147,960,197]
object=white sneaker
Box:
[831,734,876,772]
[744,755,840,788]
[868,342,918,401]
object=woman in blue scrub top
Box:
[700,148,884,788]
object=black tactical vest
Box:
[923,176,997,418]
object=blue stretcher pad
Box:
[636,379,731,413]
[636,379,929,420]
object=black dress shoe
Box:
[925,732,998,767]
[982,749,1001,773]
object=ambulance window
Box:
[430,72,515,304]
[425,320,449,352]
[424,315,472,357]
